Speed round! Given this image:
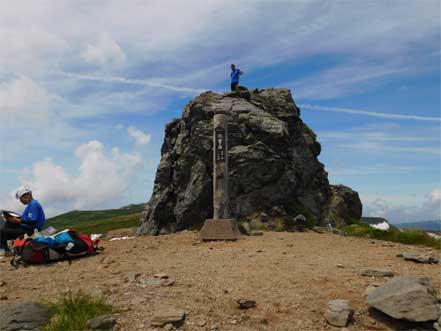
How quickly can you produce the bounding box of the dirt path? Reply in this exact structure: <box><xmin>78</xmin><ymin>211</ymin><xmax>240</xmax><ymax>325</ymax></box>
<box><xmin>1</xmin><ymin>231</ymin><xmax>440</xmax><ymax>330</ymax></box>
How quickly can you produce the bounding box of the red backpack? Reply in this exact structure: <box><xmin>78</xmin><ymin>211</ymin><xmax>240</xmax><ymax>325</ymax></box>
<box><xmin>11</xmin><ymin>230</ymin><xmax>100</xmax><ymax>266</ymax></box>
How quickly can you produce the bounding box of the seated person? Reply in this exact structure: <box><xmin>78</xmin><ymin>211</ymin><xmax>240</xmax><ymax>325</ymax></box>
<box><xmin>0</xmin><ymin>186</ymin><xmax>46</xmax><ymax>255</ymax></box>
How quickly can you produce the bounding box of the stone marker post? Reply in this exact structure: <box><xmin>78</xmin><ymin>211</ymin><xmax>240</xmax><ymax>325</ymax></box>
<box><xmin>200</xmin><ymin>113</ymin><xmax>240</xmax><ymax>240</ymax></box>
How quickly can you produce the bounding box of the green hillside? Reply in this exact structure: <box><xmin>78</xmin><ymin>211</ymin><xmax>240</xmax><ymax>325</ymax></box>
<box><xmin>46</xmin><ymin>203</ymin><xmax>145</xmax><ymax>234</ymax></box>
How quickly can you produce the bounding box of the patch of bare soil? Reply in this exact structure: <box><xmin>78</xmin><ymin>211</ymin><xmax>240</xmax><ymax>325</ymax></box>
<box><xmin>0</xmin><ymin>231</ymin><xmax>440</xmax><ymax>331</ymax></box>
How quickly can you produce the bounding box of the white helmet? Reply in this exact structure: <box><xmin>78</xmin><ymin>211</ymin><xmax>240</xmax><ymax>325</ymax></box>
<box><xmin>15</xmin><ymin>186</ymin><xmax>31</xmax><ymax>200</ymax></box>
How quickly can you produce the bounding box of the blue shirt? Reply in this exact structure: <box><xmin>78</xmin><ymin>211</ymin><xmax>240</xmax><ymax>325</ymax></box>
<box><xmin>21</xmin><ymin>199</ymin><xmax>45</xmax><ymax>230</ymax></box>
<box><xmin>231</xmin><ymin>68</ymin><xmax>242</xmax><ymax>84</ymax></box>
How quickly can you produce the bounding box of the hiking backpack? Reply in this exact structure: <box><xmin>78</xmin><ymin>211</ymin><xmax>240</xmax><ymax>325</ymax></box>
<box><xmin>11</xmin><ymin>230</ymin><xmax>100</xmax><ymax>266</ymax></box>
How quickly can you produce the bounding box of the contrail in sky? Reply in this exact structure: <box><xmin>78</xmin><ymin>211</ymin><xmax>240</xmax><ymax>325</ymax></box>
<box><xmin>301</xmin><ymin>104</ymin><xmax>441</xmax><ymax>122</ymax></box>
<box><xmin>61</xmin><ymin>72</ymin><xmax>205</xmax><ymax>94</ymax></box>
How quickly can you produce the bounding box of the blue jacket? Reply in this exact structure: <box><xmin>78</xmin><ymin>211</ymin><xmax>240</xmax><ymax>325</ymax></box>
<box><xmin>231</xmin><ymin>68</ymin><xmax>243</xmax><ymax>84</ymax></box>
<box><xmin>21</xmin><ymin>199</ymin><xmax>45</xmax><ymax>230</ymax></box>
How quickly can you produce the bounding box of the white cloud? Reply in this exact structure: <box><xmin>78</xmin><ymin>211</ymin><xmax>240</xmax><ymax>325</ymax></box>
<box><xmin>364</xmin><ymin>187</ymin><xmax>441</xmax><ymax>222</ymax></box>
<box><xmin>128</xmin><ymin>126</ymin><xmax>151</xmax><ymax>146</ymax></box>
<box><xmin>81</xmin><ymin>34</ymin><xmax>126</xmax><ymax>66</ymax></box>
<box><xmin>318</xmin><ymin>123</ymin><xmax>441</xmax><ymax>157</ymax></box>
<box><xmin>1</xmin><ymin>140</ymin><xmax>144</xmax><ymax>216</ymax></box>
<box><xmin>0</xmin><ymin>76</ymin><xmax>52</xmax><ymax>124</ymax></box>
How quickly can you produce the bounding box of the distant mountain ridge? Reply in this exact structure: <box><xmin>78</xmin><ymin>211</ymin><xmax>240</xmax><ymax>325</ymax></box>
<box><xmin>46</xmin><ymin>203</ymin><xmax>145</xmax><ymax>234</ymax></box>
<box><xmin>394</xmin><ymin>220</ymin><xmax>441</xmax><ymax>232</ymax></box>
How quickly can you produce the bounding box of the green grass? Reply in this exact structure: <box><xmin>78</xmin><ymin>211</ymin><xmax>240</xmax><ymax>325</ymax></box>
<box><xmin>44</xmin><ymin>291</ymin><xmax>113</xmax><ymax>331</ymax></box>
<box><xmin>343</xmin><ymin>220</ymin><xmax>441</xmax><ymax>250</ymax></box>
<box><xmin>45</xmin><ymin>203</ymin><xmax>144</xmax><ymax>234</ymax></box>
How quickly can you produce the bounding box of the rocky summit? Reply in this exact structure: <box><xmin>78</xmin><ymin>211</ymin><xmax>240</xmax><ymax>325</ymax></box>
<box><xmin>137</xmin><ymin>88</ymin><xmax>362</xmax><ymax>235</ymax></box>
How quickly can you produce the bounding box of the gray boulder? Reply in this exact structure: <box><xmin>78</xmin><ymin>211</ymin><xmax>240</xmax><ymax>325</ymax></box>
<box><xmin>360</xmin><ymin>268</ymin><xmax>395</xmax><ymax>278</ymax></box>
<box><xmin>400</xmin><ymin>252</ymin><xmax>439</xmax><ymax>264</ymax></box>
<box><xmin>325</xmin><ymin>299</ymin><xmax>353</xmax><ymax>327</ymax></box>
<box><xmin>137</xmin><ymin>88</ymin><xmax>362</xmax><ymax>235</ymax></box>
<box><xmin>367</xmin><ymin>277</ymin><xmax>441</xmax><ymax>322</ymax></box>
<box><xmin>0</xmin><ymin>302</ymin><xmax>53</xmax><ymax>331</ymax></box>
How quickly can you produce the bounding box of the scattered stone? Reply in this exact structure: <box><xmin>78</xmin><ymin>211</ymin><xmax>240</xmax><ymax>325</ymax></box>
<box><xmin>360</xmin><ymin>268</ymin><xmax>394</xmax><ymax>278</ymax></box>
<box><xmin>138</xmin><ymin>278</ymin><xmax>164</xmax><ymax>288</ymax></box>
<box><xmin>237</xmin><ymin>299</ymin><xmax>256</xmax><ymax>309</ymax></box>
<box><xmin>367</xmin><ymin>276</ymin><xmax>440</xmax><ymax>322</ymax></box>
<box><xmin>86</xmin><ymin>314</ymin><xmax>117</xmax><ymax>330</ymax></box>
<box><xmin>196</xmin><ymin>320</ymin><xmax>207</xmax><ymax>327</ymax></box>
<box><xmin>126</xmin><ymin>271</ymin><xmax>141</xmax><ymax>282</ymax></box>
<box><xmin>154</xmin><ymin>272</ymin><xmax>169</xmax><ymax>279</ymax></box>
<box><xmin>238</xmin><ymin>222</ymin><xmax>251</xmax><ymax>236</ymax></box>
<box><xmin>161</xmin><ymin>279</ymin><xmax>176</xmax><ymax>287</ymax></box>
<box><xmin>400</xmin><ymin>252</ymin><xmax>439</xmax><ymax>264</ymax></box>
<box><xmin>293</xmin><ymin>214</ymin><xmax>307</xmax><ymax>231</ymax></box>
<box><xmin>259</xmin><ymin>212</ymin><xmax>269</xmax><ymax>222</ymax></box>
<box><xmin>210</xmin><ymin>323</ymin><xmax>220</xmax><ymax>330</ymax></box>
<box><xmin>251</xmin><ymin>231</ymin><xmax>263</xmax><ymax>236</ymax></box>
<box><xmin>0</xmin><ymin>302</ymin><xmax>53</xmax><ymax>331</ymax></box>
<box><xmin>0</xmin><ymin>295</ymin><xmax>7</xmax><ymax>300</ymax></box>
<box><xmin>337</xmin><ymin>264</ymin><xmax>345</xmax><ymax>269</ymax></box>
<box><xmin>325</xmin><ymin>299</ymin><xmax>354</xmax><ymax>327</ymax></box>
<box><xmin>163</xmin><ymin>323</ymin><xmax>174</xmax><ymax>331</ymax></box>
<box><xmin>0</xmin><ymin>281</ymin><xmax>6</xmax><ymax>287</ymax></box>
<box><xmin>150</xmin><ymin>309</ymin><xmax>186</xmax><ymax>327</ymax></box>
<box><xmin>256</xmin><ymin>249</ymin><xmax>263</xmax><ymax>253</ymax></box>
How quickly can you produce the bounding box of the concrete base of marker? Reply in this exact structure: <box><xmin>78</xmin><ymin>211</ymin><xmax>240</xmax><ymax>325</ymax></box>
<box><xmin>200</xmin><ymin>219</ymin><xmax>240</xmax><ymax>241</ymax></box>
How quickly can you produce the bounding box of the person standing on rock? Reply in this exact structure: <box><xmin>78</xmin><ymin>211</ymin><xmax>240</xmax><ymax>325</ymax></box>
<box><xmin>230</xmin><ymin>64</ymin><xmax>243</xmax><ymax>91</ymax></box>
<box><xmin>0</xmin><ymin>186</ymin><xmax>46</xmax><ymax>255</ymax></box>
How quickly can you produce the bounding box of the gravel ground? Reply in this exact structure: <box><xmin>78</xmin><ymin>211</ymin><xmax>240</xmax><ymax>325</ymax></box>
<box><xmin>0</xmin><ymin>230</ymin><xmax>439</xmax><ymax>331</ymax></box>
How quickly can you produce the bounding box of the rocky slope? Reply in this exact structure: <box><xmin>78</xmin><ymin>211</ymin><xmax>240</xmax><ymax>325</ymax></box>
<box><xmin>137</xmin><ymin>88</ymin><xmax>361</xmax><ymax>235</ymax></box>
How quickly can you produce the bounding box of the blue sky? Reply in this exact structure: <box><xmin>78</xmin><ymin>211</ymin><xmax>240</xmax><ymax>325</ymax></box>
<box><xmin>0</xmin><ymin>0</ymin><xmax>439</xmax><ymax>223</ymax></box>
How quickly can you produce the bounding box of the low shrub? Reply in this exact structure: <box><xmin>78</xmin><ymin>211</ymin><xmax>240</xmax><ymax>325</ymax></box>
<box><xmin>343</xmin><ymin>222</ymin><xmax>440</xmax><ymax>250</ymax></box>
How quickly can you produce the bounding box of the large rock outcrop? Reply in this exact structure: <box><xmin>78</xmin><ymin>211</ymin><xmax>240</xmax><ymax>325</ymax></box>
<box><xmin>137</xmin><ymin>88</ymin><xmax>361</xmax><ymax>235</ymax></box>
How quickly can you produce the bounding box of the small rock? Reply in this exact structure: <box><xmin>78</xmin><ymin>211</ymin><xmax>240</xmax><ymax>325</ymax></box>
<box><xmin>238</xmin><ymin>222</ymin><xmax>251</xmax><ymax>236</ymax></box>
<box><xmin>126</xmin><ymin>271</ymin><xmax>141</xmax><ymax>282</ymax></box>
<box><xmin>360</xmin><ymin>268</ymin><xmax>394</xmax><ymax>278</ymax></box>
<box><xmin>251</xmin><ymin>231</ymin><xmax>264</xmax><ymax>236</ymax></box>
<box><xmin>196</xmin><ymin>320</ymin><xmax>207</xmax><ymax>327</ymax></box>
<box><xmin>210</xmin><ymin>323</ymin><xmax>220</xmax><ymax>330</ymax></box>
<box><xmin>86</xmin><ymin>314</ymin><xmax>117</xmax><ymax>330</ymax></box>
<box><xmin>259</xmin><ymin>212</ymin><xmax>269</xmax><ymax>222</ymax></box>
<box><xmin>337</xmin><ymin>264</ymin><xmax>345</xmax><ymax>269</ymax></box>
<box><xmin>237</xmin><ymin>299</ymin><xmax>256</xmax><ymax>309</ymax></box>
<box><xmin>256</xmin><ymin>249</ymin><xmax>263</xmax><ymax>253</ymax></box>
<box><xmin>161</xmin><ymin>279</ymin><xmax>176</xmax><ymax>287</ymax></box>
<box><xmin>163</xmin><ymin>323</ymin><xmax>174</xmax><ymax>331</ymax></box>
<box><xmin>154</xmin><ymin>272</ymin><xmax>169</xmax><ymax>279</ymax></box>
<box><xmin>434</xmin><ymin>322</ymin><xmax>441</xmax><ymax>331</ymax></box>
<box><xmin>0</xmin><ymin>281</ymin><xmax>6</xmax><ymax>287</ymax></box>
<box><xmin>150</xmin><ymin>309</ymin><xmax>185</xmax><ymax>327</ymax></box>
<box><xmin>325</xmin><ymin>299</ymin><xmax>353</xmax><ymax>327</ymax></box>
<box><xmin>400</xmin><ymin>252</ymin><xmax>439</xmax><ymax>264</ymax></box>
<box><xmin>138</xmin><ymin>278</ymin><xmax>164</xmax><ymax>287</ymax></box>
<box><xmin>0</xmin><ymin>295</ymin><xmax>8</xmax><ymax>300</ymax></box>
